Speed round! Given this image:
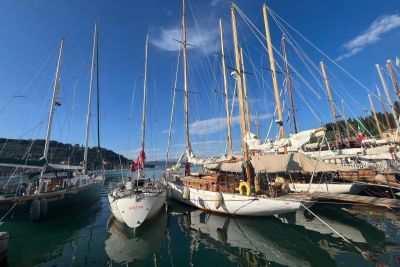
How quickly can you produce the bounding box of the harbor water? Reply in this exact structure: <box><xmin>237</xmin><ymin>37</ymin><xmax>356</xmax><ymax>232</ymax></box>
<box><xmin>1</xmin><ymin>168</ymin><xmax>400</xmax><ymax>267</ymax></box>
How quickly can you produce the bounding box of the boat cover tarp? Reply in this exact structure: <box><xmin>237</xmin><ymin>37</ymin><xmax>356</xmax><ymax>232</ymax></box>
<box><xmin>245</xmin><ymin>127</ymin><xmax>325</xmax><ymax>152</ymax></box>
<box><xmin>205</xmin><ymin>153</ymin><xmax>358</xmax><ymax>174</ymax></box>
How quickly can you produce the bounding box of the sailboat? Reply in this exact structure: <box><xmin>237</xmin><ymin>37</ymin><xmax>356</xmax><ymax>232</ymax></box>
<box><xmin>166</xmin><ymin>2</ymin><xmax>312</xmax><ymax>216</ymax></box>
<box><xmin>108</xmin><ymin>33</ymin><xmax>167</xmax><ymax>229</ymax></box>
<box><xmin>200</xmin><ymin>3</ymin><xmax>398</xmax><ymax>196</ymax></box>
<box><xmin>0</xmin><ymin>24</ymin><xmax>104</xmax><ymax>221</ymax></box>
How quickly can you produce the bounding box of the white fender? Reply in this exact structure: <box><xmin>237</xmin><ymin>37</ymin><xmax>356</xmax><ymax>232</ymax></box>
<box><xmin>214</xmin><ymin>191</ymin><xmax>223</xmax><ymax>209</ymax></box>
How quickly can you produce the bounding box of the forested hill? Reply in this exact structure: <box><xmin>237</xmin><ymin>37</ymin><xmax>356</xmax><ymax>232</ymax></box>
<box><xmin>0</xmin><ymin>138</ymin><xmax>129</xmax><ymax>170</ymax></box>
<box><xmin>323</xmin><ymin>101</ymin><xmax>400</xmax><ymax>141</ymax></box>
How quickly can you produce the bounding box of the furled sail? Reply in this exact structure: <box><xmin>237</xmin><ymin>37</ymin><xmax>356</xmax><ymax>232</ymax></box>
<box><xmin>245</xmin><ymin>127</ymin><xmax>325</xmax><ymax>152</ymax></box>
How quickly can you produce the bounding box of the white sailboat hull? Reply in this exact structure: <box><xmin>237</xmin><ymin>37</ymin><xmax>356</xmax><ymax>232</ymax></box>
<box><xmin>169</xmin><ymin>181</ymin><xmax>304</xmax><ymax>216</ymax></box>
<box><xmin>289</xmin><ymin>183</ymin><xmax>358</xmax><ymax>194</ymax></box>
<box><xmin>108</xmin><ymin>189</ymin><xmax>167</xmax><ymax>228</ymax></box>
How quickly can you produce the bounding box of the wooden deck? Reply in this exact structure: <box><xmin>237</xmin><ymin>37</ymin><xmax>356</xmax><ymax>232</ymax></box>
<box><xmin>312</xmin><ymin>192</ymin><xmax>400</xmax><ymax>209</ymax></box>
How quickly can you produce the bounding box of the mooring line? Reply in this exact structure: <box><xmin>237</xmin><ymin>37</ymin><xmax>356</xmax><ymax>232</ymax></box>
<box><xmin>300</xmin><ymin>203</ymin><xmax>377</xmax><ymax>262</ymax></box>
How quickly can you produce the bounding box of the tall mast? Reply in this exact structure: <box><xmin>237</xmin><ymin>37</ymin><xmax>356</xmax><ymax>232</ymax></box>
<box><xmin>182</xmin><ymin>0</ymin><xmax>190</xmax><ymax>150</ymax></box>
<box><xmin>320</xmin><ymin>61</ymin><xmax>341</xmax><ymax>142</ymax></box>
<box><xmin>141</xmin><ymin>33</ymin><xmax>150</xmax><ymax>153</ymax></box>
<box><xmin>231</xmin><ymin>3</ymin><xmax>248</xmax><ymax>158</ymax></box>
<box><xmin>84</xmin><ymin>23</ymin><xmax>98</xmax><ymax>173</ymax></box>
<box><xmin>262</xmin><ymin>3</ymin><xmax>286</xmax><ymax>153</ymax></box>
<box><xmin>368</xmin><ymin>93</ymin><xmax>383</xmax><ymax>137</ymax></box>
<box><xmin>240</xmin><ymin>48</ymin><xmax>251</xmax><ymax>132</ymax></box>
<box><xmin>377</xmin><ymin>87</ymin><xmax>392</xmax><ymax>130</ymax></box>
<box><xmin>219</xmin><ymin>18</ymin><xmax>233</xmax><ymax>155</ymax></box>
<box><xmin>341</xmin><ymin>99</ymin><xmax>350</xmax><ymax>145</ymax></box>
<box><xmin>387</xmin><ymin>59</ymin><xmax>400</xmax><ymax>103</ymax></box>
<box><xmin>42</xmin><ymin>39</ymin><xmax>64</xmax><ymax>162</ymax></box>
<box><xmin>231</xmin><ymin>3</ymin><xmax>251</xmax><ymax>189</ymax></box>
<box><xmin>38</xmin><ymin>38</ymin><xmax>64</xmax><ymax>193</ymax></box>
<box><xmin>282</xmin><ymin>35</ymin><xmax>298</xmax><ymax>134</ymax></box>
<box><xmin>376</xmin><ymin>63</ymin><xmax>399</xmax><ymax>132</ymax></box>
<box><xmin>96</xmin><ymin>23</ymin><xmax>101</xmax><ymax>154</ymax></box>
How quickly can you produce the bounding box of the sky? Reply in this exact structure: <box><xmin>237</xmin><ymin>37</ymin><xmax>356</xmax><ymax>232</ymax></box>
<box><xmin>0</xmin><ymin>0</ymin><xmax>399</xmax><ymax>161</ymax></box>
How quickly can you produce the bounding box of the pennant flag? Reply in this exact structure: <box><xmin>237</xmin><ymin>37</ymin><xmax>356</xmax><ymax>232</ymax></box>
<box><xmin>130</xmin><ymin>149</ymin><xmax>146</xmax><ymax>172</ymax></box>
<box><xmin>357</xmin><ymin>121</ymin><xmax>367</xmax><ymax>133</ymax></box>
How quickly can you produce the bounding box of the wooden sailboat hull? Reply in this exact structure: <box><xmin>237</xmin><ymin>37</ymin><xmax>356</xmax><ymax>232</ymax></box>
<box><xmin>168</xmin><ymin>181</ymin><xmax>305</xmax><ymax>216</ymax></box>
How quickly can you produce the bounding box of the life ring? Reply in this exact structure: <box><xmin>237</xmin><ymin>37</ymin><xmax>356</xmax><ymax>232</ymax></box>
<box><xmin>239</xmin><ymin>181</ymin><xmax>251</xmax><ymax>196</ymax></box>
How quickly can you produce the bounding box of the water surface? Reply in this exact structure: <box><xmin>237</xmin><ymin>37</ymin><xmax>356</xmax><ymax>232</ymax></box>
<box><xmin>1</xmin><ymin>168</ymin><xmax>399</xmax><ymax>266</ymax></box>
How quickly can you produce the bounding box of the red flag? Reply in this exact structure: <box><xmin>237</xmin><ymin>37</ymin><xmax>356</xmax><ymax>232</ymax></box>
<box><xmin>357</xmin><ymin>132</ymin><xmax>365</xmax><ymax>143</ymax></box>
<box><xmin>130</xmin><ymin>149</ymin><xmax>146</xmax><ymax>172</ymax></box>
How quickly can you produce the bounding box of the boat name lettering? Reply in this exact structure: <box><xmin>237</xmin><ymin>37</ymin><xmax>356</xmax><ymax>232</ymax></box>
<box><xmin>128</xmin><ymin>205</ymin><xmax>144</xmax><ymax>210</ymax></box>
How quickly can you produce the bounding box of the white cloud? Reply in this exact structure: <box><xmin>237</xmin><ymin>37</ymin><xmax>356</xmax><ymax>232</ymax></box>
<box><xmin>190</xmin><ymin>113</ymin><xmax>272</xmax><ymax>135</ymax></box>
<box><xmin>152</xmin><ymin>25</ymin><xmax>218</xmax><ymax>54</ymax></box>
<box><xmin>337</xmin><ymin>14</ymin><xmax>400</xmax><ymax>61</ymax></box>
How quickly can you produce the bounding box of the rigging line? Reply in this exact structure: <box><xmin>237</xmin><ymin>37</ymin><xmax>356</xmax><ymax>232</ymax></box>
<box><xmin>230</xmin><ymin>79</ymin><xmax>238</xmax><ymax>147</ymax></box>
<box><xmin>167</xmin><ymin>46</ymin><xmax>182</xmax><ymax>165</ymax></box>
<box><xmin>260</xmin><ymin>56</ymin><xmax>270</xmax><ymax>140</ymax></box>
<box><xmin>242</xmin><ymin>45</ymin><xmax>266</xmax><ymax>98</ymax></box>
<box><xmin>269</xmin><ymin>11</ymin><xmax>375</xmax><ymax>132</ymax></box>
<box><xmin>325</xmin><ymin>64</ymin><xmax>369</xmax><ymax>113</ymax></box>
<box><xmin>267</xmin><ymin>7</ymin><xmax>373</xmax><ymax>97</ymax></box>
<box><xmin>2</xmin><ymin>52</ymin><xmax>55</xmax><ymax>136</ymax></box>
<box><xmin>233</xmin><ymin>4</ymin><xmax>285</xmax><ymax>74</ymax></box>
<box><xmin>271</xmin><ymin>36</ymin><xmax>323</xmax><ymax>102</ymax></box>
<box><xmin>129</xmin><ymin>76</ymin><xmax>138</xmax><ymax>120</ymax></box>
<box><xmin>234</xmin><ymin>4</ymin><xmax>322</xmax><ymax>104</ymax></box>
<box><xmin>152</xmin><ymin>77</ymin><xmax>159</xmax><ymax>161</ymax></box>
<box><xmin>0</xmin><ymin>45</ymin><xmax>57</xmax><ymax>115</ymax></box>
<box><xmin>231</xmin><ymin>11</ymin><xmax>277</xmax><ymax>139</ymax></box>
<box><xmin>283</xmin><ymin>36</ymin><xmax>324</xmax><ymax>99</ymax></box>
<box><xmin>240</xmin><ymin>36</ymin><xmax>266</xmax><ymax>118</ymax></box>
<box><xmin>269</xmin><ymin>12</ymin><xmax>325</xmax><ymax>97</ymax></box>
<box><xmin>187</xmin><ymin>0</ymin><xmax>219</xmax><ymax>91</ymax></box>
<box><xmin>67</xmin><ymin>60</ymin><xmax>87</xmax><ymax>153</ymax></box>
<box><xmin>291</xmin><ymin>79</ymin><xmax>322</xmax><ymax>123</ymax></box>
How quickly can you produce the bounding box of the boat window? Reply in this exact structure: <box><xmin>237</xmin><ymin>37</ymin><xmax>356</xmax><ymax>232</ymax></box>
<box><xmin>199</xmin><ymin>212</ymin><xmax>207</xmax><ymax>224</ymax></box>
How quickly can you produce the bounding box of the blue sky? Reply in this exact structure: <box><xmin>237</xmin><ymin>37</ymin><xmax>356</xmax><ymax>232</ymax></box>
<box><xmin>0</xmin><ymin>0</ymin><xmax>399</xmax><ymax>161</ymax></box>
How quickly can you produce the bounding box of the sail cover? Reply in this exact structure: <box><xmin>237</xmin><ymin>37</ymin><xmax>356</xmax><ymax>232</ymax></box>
<box><xmin>245</xmin><ymin>128</ymin><xmax>325</xmax><ymax>152</ymax></box>
<box><xmin>206</xmin><ymin>153</ymin><xmax>358</xmax><ymax>174</ymax></box>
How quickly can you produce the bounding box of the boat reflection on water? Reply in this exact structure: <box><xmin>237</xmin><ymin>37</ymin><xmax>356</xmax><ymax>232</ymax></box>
<box><xmin>177</xmin><ymin>204</ymin><xmax>394</xmax><ymax>266</ymax></box>
<box><xmin>179</xmin><ymin>209</ymin><xmax>317</xmax><ymax>266</ymax></box>
<box><xmin>276</xmin><ymin>205</ymin><xmax>389</xmax><ymax>261</ymax></box>
<box><xmin>105</xmin><ymin>211</ymin><xmax>168</xmax><ymax>265</ymax></box>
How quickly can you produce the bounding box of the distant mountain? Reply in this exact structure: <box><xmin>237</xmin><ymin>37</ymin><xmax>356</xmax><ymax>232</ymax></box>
<box><xmin>0</xmin><ymin>138</ymin><xmax>129</xmax><ymax>171</ymax></box>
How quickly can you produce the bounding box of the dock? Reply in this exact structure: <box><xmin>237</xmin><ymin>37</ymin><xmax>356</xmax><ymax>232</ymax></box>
<box><xmin>312</xmin><ymin>193</ymin><xmax>400</xmax><ymax>209</ymax></box>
